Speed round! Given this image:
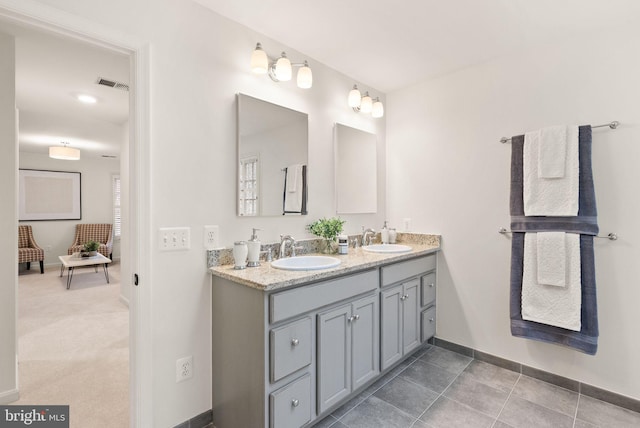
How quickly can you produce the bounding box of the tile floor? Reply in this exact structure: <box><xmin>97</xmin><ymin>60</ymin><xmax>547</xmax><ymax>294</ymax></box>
<box><xmin>313</xmin><ymin>345</ymin><xmax>640</xmax><ymax>428</ymax></box>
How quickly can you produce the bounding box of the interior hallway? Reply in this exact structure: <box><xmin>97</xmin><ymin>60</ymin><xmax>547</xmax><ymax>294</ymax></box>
<box><xmin>15</xmin><ymin>262</ymin><xmax>128</xmax><ymax>428</ymax></box>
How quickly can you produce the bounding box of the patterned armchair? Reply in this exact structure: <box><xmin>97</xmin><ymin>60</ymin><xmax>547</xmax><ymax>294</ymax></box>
<box><xmin>68</xmin><ymin>223</ymin><xmax>114</xmax><ymax>259</ymax></box>
<box><xmin>18</xmin><ymin>225</ymin><xmax>44</xmax><ymax>274</ymax></box>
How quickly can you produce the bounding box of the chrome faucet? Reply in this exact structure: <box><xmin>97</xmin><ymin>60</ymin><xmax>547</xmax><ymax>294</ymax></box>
<box><xmin>279</xmin><ymin>235</ymin><xmax>296</xmax><ymax>258</ymax></box>
<box><xmin>361</xmin><ymin>228</ymin><xmax>376</xmax><ymax>246</ymax></box>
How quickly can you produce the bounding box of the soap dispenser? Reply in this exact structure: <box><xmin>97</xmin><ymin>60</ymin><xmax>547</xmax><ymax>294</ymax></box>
<box><xmin>247</xmin><ymin>228</ymin><xmax>261</xmax><ymax>267</ymax></box>
<box><xmin>381</xmin><ymin>220</ymin><xmax>389</xmax><ymax>244</ymax></box>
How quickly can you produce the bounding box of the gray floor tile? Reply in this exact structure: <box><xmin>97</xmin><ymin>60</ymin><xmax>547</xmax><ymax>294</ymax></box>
<box><xmin>576</xmin><ymin>395</ymin><xmax>640</xmax><ymax>427</ymax></box>
<box><xmin>491</xmin><ymin>421</ymin><xmax>515</xmax><ymax>428</ymax></box>
<box><xmin>399</xmin><ymin>359</ymin><xmax>458</xmax><ymax>393</ymax></box>
<box><xmin>498</xmin><ymin>395</ymin><xmax>573</xmax><ymax>428</ymax></box>
<box><xmin>573</xmin><ymin>419</ymin><xmax>597</xmax><ymax>428</ymax></box>
<box><xmin>374</xmin><ymin>376</ymin><xmax>440</xmax><ymax>418</ymax></box>
<box><xmin>462</xmin><ymin>360</ymin><xmax>519</xmax><ymax>392</ymax></box>
<box><xmin>443</xmin><ymin>371</ymin><xmax>510</xmax><ymax>417</ymax></box>
<box><xmin>360</xmin><ymin>358</ymin><xmax>414</xmax><ymax>397</ymax></box>
<box><xmin>313</xmin><ymin>414</ymin><xmax>338</xmax><ymax>428</ymax></box>
<box><xmin>331</xmin><ymin>389</ymin><xmax>369</xmax><ymax>419</ymax></box>
<box><xmin>420</xmin><ymin>346</ymin><xmax>473</xmax><ymax>374</ymax></box>
<box><xmin>419</xmin><ymin>396</ymin><xmax>495</xmax><ymax>428</ymax></box>
<box><xmin>511</xmin><ymin>375</ymin><xmax>578</xmax><ymax>417</ymax></box>
<box><xmin>340</xmin><ymin>395</ymin><xmax>415</xmax><ymax>428</ymax></box>
<box><xmin>411</xmin><ymin>419</ymin><xmax>433</xmax><ymax>428</ymax></box>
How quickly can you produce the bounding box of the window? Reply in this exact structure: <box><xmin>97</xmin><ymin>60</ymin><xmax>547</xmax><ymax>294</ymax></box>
<box><xmin>112</xmin><ymin>175</ymin><xmax>121</xmax><ymax>238</ymax></box>
<box><xmin>239</xmin><ymin>155</ymin><xmax>259</xmax><ymax>216</ymax></box>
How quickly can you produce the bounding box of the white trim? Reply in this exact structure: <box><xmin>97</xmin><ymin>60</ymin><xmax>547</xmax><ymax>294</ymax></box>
<box><xmin>0</xmin><ymin>388</ymin><xmax>19</xmax><ymax>404</ymax></box>
<box><xmin>0</xmin><ymin>2</ymin><xmax>152</xmax><ymax>427</ymax></box>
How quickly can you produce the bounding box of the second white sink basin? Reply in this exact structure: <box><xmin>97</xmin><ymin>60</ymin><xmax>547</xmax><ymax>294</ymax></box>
<box><xmin>362</xmin><ymin>244</ymin><xmax>412</xmax><ymax>253</ymax></box>
<box><xmin>271</xmin><ymin>255</ymin><xmax>341</xmax><ymax>271</ymax></box>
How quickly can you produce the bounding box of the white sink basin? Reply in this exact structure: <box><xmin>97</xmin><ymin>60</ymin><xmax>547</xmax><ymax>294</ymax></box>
<box><xmin>362</xmin><ymin>244</ymin><xmax>412</xmax><ymax>253</ymax></box>
<box><xmin>271</xmin><ymin>255</ymin><xmax>341</xmax><ymax>271</ymax></box>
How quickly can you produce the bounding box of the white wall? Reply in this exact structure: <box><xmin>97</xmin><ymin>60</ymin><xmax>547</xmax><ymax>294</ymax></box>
<box><xmin>19</xmin><ymin>152</ymin><xmax>121</xmax><ymax>264</ymax></box>
<box><xmin>0</xmin><ymin>1</ymin><xmax>386</xmax><ymax>425</ymax></box>
<box><xmin>387</xmin><ymin>25</ymin><xmax>640</xmax><ymax>400</ymax></box>
<box><xmin>0</xmin><ymin>31</ymin><xmax>18</xmax><ymax>404</ymax></box>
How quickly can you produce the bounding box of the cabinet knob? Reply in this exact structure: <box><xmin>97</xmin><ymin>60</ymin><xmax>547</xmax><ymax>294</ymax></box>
<box><xmin>354</xmin><ymin>314</ymin><xmax>360</xmax><ymax>321</ymax></box>
<box><xmin>291</xmin><ymin>399</ymin><xmax>300</xmax><ymax>407</ymax></box>
<box><xmin>429</xmin><ymin>283</ymin><xmax>435</xmax><ymax>288</ymax></box>
<box><xmin>400</xmin><ymin>294</ymin><xmax>409</xmax><ymax>301</ymax></box>
<box><xmin>291</xmin><ymin>338</ymin><xmax>299</xmax><ymax>346</ymax></box>
<box><xmin>429</xmin><ymin>318</ymin><xmax>435</xmax><ymax>323</ymax></box>
<box><xmin>347</xmin><ymin>315</ymin><xmax>354</xmax><ymax>323</ymax></box>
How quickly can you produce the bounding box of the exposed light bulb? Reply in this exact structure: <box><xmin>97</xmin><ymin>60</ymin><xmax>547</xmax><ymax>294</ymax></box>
<box><xmin>372</xmin><ymin>98</ymin><xmax>384</xmax><ymax>118</ymax></box>
<box><xmin>250</xmin><ymin>43</ymin><xmax>268</xmax><ymax>74</ymax></box>
<box><xmin>360</xmin><ymin>92</ymin><xmax>373</xmax><ymax>114</ymax></box>
<box><xmin>348</xmin><ymin>85</ymin><xmax>362</xmax><ymax>108</ymax></box>
<box><xmin>275</xmin><ymin>52</ymin><xmax>292</xmax><ymax>81</ymax></box>
<box><xmin>297</xmin><ymin>61</ymin><xmax>312</xmax><ymax>88</ymax></box>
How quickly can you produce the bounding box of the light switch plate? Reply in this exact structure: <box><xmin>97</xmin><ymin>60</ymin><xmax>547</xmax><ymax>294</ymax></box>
<box><xmin>159</xmin><ymin>227</ymin><xmax>191</xmax><ymax>251</ymax></box>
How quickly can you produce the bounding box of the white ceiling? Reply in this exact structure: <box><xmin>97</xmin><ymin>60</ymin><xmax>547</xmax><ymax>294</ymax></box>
<box><xmin>3</xmin><ymin>1</ymin><xmax>640</xmax><ymax>159</ymax></box>
<box><xmin>0</xmin><ymin>17</ymin><xmax>129</xmax><ymax>159</ymax></box>
<box><xmin>195</xmin><ymin>0</ymin><xmax>640</xmax><ymax>93</ymax></box>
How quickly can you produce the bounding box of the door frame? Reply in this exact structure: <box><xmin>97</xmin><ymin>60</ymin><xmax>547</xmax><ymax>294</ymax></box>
<box><xmin>0</xmin><ymin>2</ymin><xmax>152</xmax><ymax>426</ymax></box>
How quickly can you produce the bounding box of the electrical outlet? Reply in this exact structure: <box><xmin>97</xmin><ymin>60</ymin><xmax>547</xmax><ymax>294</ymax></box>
<box><xmin>204</xmin><ymin>225</ymin><xmax>220</xmax><ymax>250</ymax></box>
<box><xmin>159</xmin><ymin>227</ymin><xmax>191</xmax><ymax>251</ymax></box>
<box><xmin>176</xmin><ymin>356</ymin><xmax>193</xmax><ymax>383</ymax></box>
<box><xmin>402</xmin><ymin>218</ymin><xmax>412</xmax><ymax>232</ymax></box>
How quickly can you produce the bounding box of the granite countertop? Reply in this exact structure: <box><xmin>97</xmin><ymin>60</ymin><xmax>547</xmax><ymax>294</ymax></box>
<box><xmin>209</xmin><ymin>234</ymin><xmax>440</xmax><ymax>291</ymax></box>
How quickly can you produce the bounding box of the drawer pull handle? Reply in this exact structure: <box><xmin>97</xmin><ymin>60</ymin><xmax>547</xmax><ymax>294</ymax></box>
<box><xmin>291</xmin><ymin>399</ymin><xmax>300</xmax><ymax>407</ymax></box>
<box><xmin>291</xmin><ymin>338</ymin><xmax>299</xmax><ymax>346</ymax></box>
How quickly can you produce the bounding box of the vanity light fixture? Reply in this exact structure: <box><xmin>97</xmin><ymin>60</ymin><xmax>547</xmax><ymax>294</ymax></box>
<box><xmin>348</xmin><ymin>85</ymin><xmax>384</xmax><ymax>118</ymax></box>
<box><xmin>250</xmin><ymin>42</ymin><xmax>313</xmax><ymax>89</ymax></box>
<box><xmin>49</xmin><ymin>142</ymin><xmax>80</xmax><ymax>160</ymax></box>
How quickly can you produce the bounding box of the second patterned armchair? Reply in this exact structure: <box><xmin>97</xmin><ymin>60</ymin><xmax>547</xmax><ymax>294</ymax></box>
<box><xmin>68</xmin><ymin>223</ymin><xmax>113</xmax><ymax>259</ymax></box>
<box><xmin>18</xmin><ymin>225</ymin><xmax>44</xmax><ymax>274</ymax></box>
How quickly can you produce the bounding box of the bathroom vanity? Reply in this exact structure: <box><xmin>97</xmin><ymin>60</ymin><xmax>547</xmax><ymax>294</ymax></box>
<box><xmin>209</xmin><ymin>235</ymin><xmax>439</xmax><ymax>428</ymax></box>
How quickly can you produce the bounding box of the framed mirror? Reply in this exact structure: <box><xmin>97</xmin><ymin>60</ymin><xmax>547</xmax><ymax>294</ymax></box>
<box><xmin>237</xmin><ymin>94</ymin><xmax>308</xmax><ymax>216</ymax></box>
<box><xmin>335</xmin><ymin>123</ymin><xmax>377</xmax><ymax>214</ymax></box>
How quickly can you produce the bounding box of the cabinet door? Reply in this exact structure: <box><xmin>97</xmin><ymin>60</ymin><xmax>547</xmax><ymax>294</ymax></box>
<box><xmin>402</xmin><ymin>279</ymin><xmax>420</xmax><ymax>355</ymax></box>
<box><xmin>317</xmin><ymin>304</ymin><xmax>351</xmax><ymax>414</ymax></box>
<box><xmin>380</xmin><ymin>285</ymin><xmax>402</xmax><ymax>371</ymax></box>
<box><xmin>351</xmin><ymin>294</ymin><xmax>379</xmax><ymax>391</ymax></box>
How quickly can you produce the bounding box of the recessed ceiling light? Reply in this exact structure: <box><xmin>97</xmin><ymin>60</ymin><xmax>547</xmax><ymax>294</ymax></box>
<box><xmin>77</xmin><ymin>94</ymin><xmax>97</xmax><ymax>104</ymax></box>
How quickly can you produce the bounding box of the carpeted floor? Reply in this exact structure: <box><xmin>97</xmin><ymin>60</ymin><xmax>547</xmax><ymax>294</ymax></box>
<box><xmin>15</xmin><ymin>261</ymin><xmax>129</xmax><ymax>428</ymax></box>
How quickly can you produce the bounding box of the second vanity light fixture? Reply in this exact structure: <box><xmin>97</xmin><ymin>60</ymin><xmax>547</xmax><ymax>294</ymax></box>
<box><xmin>250</xmin><ymin>42</ymin><xmax>313</xmax><ymax>89</ymax></box>
<box><xmin>348</xmin><ymin>85</ymin><xmax>384</xmax><ymax>118</ymax></box>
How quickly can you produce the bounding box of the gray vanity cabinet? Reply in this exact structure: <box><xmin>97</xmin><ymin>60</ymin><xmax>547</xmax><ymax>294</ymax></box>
<box><xmin>317</xmin><ymin>293</ymin><xmax>379</xmax><ymax>414</ymax></box>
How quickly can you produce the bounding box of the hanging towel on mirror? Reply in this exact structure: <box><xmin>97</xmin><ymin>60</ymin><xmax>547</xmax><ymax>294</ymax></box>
<box><xmin>509</xmin><ymin>125</ymin><xmax>599</xmax><ymax>355</ymax></box>
<box><xmin>283</xmin><ymin>165</ymin><xmax>308</xmax><ymax>215</ymax></box>
<box><xmin>523</xmin><ymin>125</ymin><xmax>579</xmax><ymax>216</ymax></box>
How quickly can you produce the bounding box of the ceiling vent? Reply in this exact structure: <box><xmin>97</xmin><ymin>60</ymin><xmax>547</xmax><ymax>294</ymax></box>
<box><xmin>96</xmin><ymin>77</ymin><xmax>129</xmax><ymax>92</ymax></box>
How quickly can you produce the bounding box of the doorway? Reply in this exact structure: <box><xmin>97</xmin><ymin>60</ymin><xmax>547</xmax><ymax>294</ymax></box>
<box><xmin>0</xmin><ymin>6</ymin><xmax>149</xmax><ymax>427</ymax></box>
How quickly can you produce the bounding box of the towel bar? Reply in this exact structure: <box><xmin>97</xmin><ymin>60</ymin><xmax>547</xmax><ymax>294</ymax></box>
<box><xmin>498</xmin><ymin>227</ymin><xmax>617</xmax><ymax>241</ymax></box>
<box><xmin>499</xmin><ymin>121</ymin><xmax>619</xmax><ymax>143</ymax></box>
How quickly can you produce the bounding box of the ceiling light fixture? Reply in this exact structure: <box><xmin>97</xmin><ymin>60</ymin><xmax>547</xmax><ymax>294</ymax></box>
<box><xmin>348</xmin><ymin>85</ymin><xmax>384</xmax><ymax>118</ymax></box>
<box><xmin>49</xmin><ymin>142</ymin><xmax>80</xmax><ymax>160</ymax></box>
<box><xmin>77</xmin><ymin>94</ymin><xmax>97</xmax><ymax>104</ymax></box>
<box><xmin>250</xmin><ymin>42</ymin><xmax>313</xmax><ymax>89</ymax></box>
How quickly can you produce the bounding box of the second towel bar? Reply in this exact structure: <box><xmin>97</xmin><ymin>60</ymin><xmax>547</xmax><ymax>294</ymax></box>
<box><xmin>498</xmin><ymin>227</ymin><xmax>617</xmax><ymax>241</ymax></box>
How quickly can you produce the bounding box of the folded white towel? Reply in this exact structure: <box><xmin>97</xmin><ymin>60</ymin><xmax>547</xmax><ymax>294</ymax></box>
<box><xmin>538</xmin><ymin>125</ymin><xmax>567</xmax><ymax>178</ymax></box>
<box><xmin>537</xmin><ymin>231</ymin><xmax>566</xmax><ymax>287</ymax></box>
<box><xmin>284</xmin><ymin>165</ymin><xmax>303</xmax><ymax>212</ymax></box>
<box><xmin>522</xmin><ymin>232</ymin><xmax>581</xmax><ymax>331</ymax></box>
<box><xmin>523</xmin><ymin>125</ymin><xmax>579</xmax><ymax>216</ymax></box>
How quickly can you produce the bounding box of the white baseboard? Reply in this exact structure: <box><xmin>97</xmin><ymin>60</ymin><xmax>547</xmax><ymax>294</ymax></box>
<box><xmin>0</xmin><ymin>388</ymin><xmax>19</xmax><ymax>404</ymax></box>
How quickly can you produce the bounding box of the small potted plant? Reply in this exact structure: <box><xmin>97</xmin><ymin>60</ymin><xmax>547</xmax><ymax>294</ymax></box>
<box><xmin>82</xmin><ymin>240</ymin><xmax>100</xmax><ymax>257</ymax></box>
<box><xmin>307</xmin><ymin>217</ymin><xmax>346</xmax><ymax>254</ymax></box>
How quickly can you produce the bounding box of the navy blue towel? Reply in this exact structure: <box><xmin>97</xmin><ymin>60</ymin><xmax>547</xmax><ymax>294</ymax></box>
<box><xmin>509</xmin><ymin>125</ymin><xmax>599</xmax><ymax>355</ymax></box>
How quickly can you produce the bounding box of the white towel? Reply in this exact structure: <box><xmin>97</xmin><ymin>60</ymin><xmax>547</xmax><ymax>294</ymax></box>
<box><xmin>284</xmin><ymin>164</ymin><xmax>303</xmax><ymax>212</ymax></box>
<box><xmin>538</xmin><ymin>126</ymin><xmax>567</xmax><ymax>178</ymax></box>
<box><xmin>523</xmin><ymin>125</ymin><xmax>579</xmax><ymax>216</ymax></box>
<box><xmin>522</xmin><ymin>232</ymin><xmax>581</xmax><ymax>331</ymax></box>
<box><xmin>537</xmin><ymin>232</ymin><xmax>566</xmax><ymax>287</ymax></box>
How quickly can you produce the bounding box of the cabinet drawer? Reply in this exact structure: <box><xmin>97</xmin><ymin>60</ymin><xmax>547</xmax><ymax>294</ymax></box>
<box><xmin>270</xmin><ymin>269</ymin><xmax>378</xmax><ymax>323</ymax></box>
<box><xmin>420</xmin><ymin>272</ymin><xmax>436</xmax><ymax>307</ymax></box>
<box><xmin>381</xmin><ymin>254</ymin><xmax>436</xmax><ymax>287</ymax></box>
<box><xmin>270</xmin><ymin>374</ymin><xmax>311</xmax><ymax>428</ymax></box>
<box><xmin>421</xmin><ymin>306</ymin><xmax>436</xmax><ymax>342</ymax></box>
<box><xmin>270</xmin><ymin>317</ymin><xmax>312</xmax><ymax>383</ymax></box>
